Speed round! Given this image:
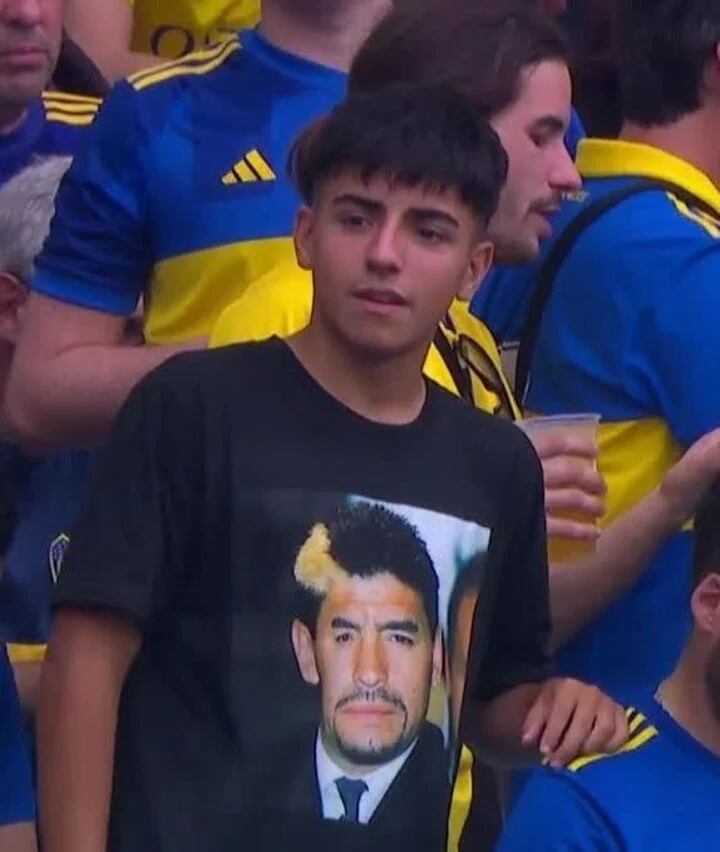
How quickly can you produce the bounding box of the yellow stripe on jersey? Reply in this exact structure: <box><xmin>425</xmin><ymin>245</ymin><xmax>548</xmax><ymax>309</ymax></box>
<box><xmin>7</xmin><ymin>643</ymin><xmax>47</xmax><ymax>664</ymax></box>
<box><xmin>45</xmin><ymin>111</ymin><xmax>97</xmax><ymax>126</ymax></box>
<box><xmin>447</xmin><ymin>746</ymin><xmax>474</xmax><ymax>852</ymax></box>
<box><xmin>42</xmin><ymin>91</ymin><xmax>102</xmax><ymax>106</ymax></box>
<box><xmin>245</xmin><ymin>148</ymin><xmax>276</xmax><ymax>181</ymax></box>
<box><xmin>129</xmin><ymin>36</ymin><xmax>240</xmax><ymax>89</ymax></box>
<box><xmin>566</xmin><ymin>711</ymin><xmax>659</xmax><ymax>774</ymax></box>
<box><xmin>146</xmin><ymin>236</ymin><xmax>298</xmax><ymax>343</ymax></box>
<box><xmin>596</xmin><ymin>418</ymin><xmax>683</xmax><ymax>527</ymax></box>
<box><xmin>127</xmin><ymin>36</ymin><xmax>235</xmax><ymax>84</ymax></box>
<box><xmin>42</xmin><ymin>99</ymin><xmax>100</xmax><ymax>115</ymax></box>
<box><xmin>667</xmin><ymin>194</ymin><xmax>720</xmax><ymax>239</ymax></box>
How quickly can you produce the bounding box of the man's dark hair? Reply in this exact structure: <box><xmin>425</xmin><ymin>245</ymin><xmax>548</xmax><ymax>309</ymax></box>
<box><xmin>693</xmin><ymin>479</ymin><xmax>720</xmax><ymax>587</ymax></box>
<box><xmin>295</xmin><ymin>502</ymin><xmax>439</xmax><ymax>636</ymax></box>
<box><xmin>349</xmin><ymin>0</ymin><xmax>567</xmax><ymax>120</ymax></box>
<box><xmin>617</xmin><ymin>0</ymin><xmax>720</xmax><ymax>126</ymax></box>
<box><xmin>447</xmin><ymin>555</ymin><xmax>483</xmax><ymax>667</ymax></box>
<box><xmin>289</xmin><ymin>83</ymin><xmax>508</xmax><ymax>227</ymax></box>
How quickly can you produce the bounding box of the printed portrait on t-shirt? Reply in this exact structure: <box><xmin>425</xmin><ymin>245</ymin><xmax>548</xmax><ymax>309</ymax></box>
<box><xmin>269</xmin><ymin>492</ymin><xmax>490</xmax><ymax>833</ymax></box>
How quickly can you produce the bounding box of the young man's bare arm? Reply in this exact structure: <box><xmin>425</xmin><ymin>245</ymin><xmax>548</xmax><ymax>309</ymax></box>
<box><xmin>3</xmin><ymin>294</ymin><xmax>205</xmax><ymax>453</ymax></box>
<box><xmin>0</xmin><ymin>824</ymin><xmax>37</xmax><ymax>852</ymax></box>
<box><xmin>38</xmin><ymin>610</ymin><xmax>141</xmax><ymax>852</ymax></box>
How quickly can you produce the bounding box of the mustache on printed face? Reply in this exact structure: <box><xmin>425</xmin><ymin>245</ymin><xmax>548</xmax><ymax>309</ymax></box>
<box><xmin>335</xmin><ymin>687</ymin><xmax>407</xmax><ymax>715</ymax></box>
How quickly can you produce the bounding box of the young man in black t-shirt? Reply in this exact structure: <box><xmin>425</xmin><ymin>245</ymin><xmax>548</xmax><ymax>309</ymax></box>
<box><xmin>37</xmin><ymin>84</ymin><xmax>628</xmax><ymax>852</ymax></box>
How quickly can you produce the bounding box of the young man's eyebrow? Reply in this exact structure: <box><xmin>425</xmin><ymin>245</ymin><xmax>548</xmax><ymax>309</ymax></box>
<box><xmin>531</xmin><ymin>114</ymin><xmax>567</xmax><ymax>135</ymax></box>
<box><xmin>332</xmin><ymin>194</ymin><xmax>385</xmax><ymax>214</ymax></box>
<box><xmin>409</xmin><ymin>208</ymin><xmax>461</xmax><ymax>229</ymax></box>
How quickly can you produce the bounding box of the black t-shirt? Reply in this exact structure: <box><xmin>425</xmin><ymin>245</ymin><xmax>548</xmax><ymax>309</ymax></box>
<box><xmin>54</xmin><ymin>339</ymin><xmax>551</xmax><ymax>852</ymax></box>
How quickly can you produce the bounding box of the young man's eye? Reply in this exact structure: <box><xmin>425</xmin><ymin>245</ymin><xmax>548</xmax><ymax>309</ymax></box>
<box><xmin>417</xmin><ymin>227</ymin><xmax>448</xmax><ymax>243</ymax></box>
<box><xmin>340</xmin><ymin>213</ymin><xmax>369</xmax><ymax>229</ymax></box>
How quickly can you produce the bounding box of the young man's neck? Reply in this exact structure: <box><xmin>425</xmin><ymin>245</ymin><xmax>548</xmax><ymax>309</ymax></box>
<box><xmin>258</xmin><ymin>0</ymin><xmax>389</xmax><ymax>72</ymax></box>
<box><xmin>620</xmin><ymin>109</ymin><xmax>720</xmax><ymax>187</ymax></box>
<box><xmin>288</xmin><ymin>324</ymin><xmax>428</xmax><ymax>426</ymax></box>
<box><xmin>657</xmin><ymin>639</ymin><xmax>720</xmax><ymax>757</ymax></box>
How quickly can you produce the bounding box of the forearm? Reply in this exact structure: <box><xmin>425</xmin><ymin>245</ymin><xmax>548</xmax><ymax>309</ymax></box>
<box><xmin>38</xmin><ymin>613</ymin><xmax>141</xmax><ymax>852</ymax></box>
<box><xmin>0</xmin><ymin>824</ymin><xmax>38</xmax><ymax>852</ymax></box>
<box><xmin>550</xmin><ymin>488</ymin><xmax>680</xmax><ymax>649</ymax></box>
<box><xmin>5</xmin><ymin>341</ymin><xmax>200</xmax><ymax>453</ymax></box>
<box><xmin>463</xmin><ymin>684</ymin><xmax>543</xmax><ymax>768</ymax></box>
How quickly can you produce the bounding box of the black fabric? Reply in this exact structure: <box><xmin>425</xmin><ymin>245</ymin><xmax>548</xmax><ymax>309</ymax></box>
<box><xmin>516</xmin><ymin>179</ymin><xmax>720</xmax><ymax>399</ymax></box>
<box><xmin>51</xmin><ymin>35</ymin><xmax>109</xmax><ymax>98</ymax></box>
<box><xmin>54</xmin><ymin>338</ymin><xmax>551</xmax><ymax>851</ymax></box>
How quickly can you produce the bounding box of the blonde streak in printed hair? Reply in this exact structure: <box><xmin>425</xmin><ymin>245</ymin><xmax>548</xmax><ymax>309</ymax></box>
<box><xmin>294</xmin><ymin>523</ymin><xmax>347</xmax><ymax>595</ymax></box>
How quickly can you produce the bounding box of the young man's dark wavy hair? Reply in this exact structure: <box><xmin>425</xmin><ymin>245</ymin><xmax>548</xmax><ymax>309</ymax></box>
<box><xmin>289</xmin><ymin>82</ymin><xmax>508</xmax><ymax>227</ymax></box>
<box><xmin>617</xmin><ymin>0</ymin><xmax>720</xmax><ymax>126</ymax></box>
<box><xmin>349</xmin><ymin>0</ymin><xmax>568</xmax><ymax>121</ymax></box>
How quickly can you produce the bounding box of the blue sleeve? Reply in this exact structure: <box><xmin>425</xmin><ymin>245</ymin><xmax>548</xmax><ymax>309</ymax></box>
<box><xmin>645</xmin><ymin>243</ymin><xmax>720</xmax><ymax>446</ymax></box>
<box><xmin>495</xmin><ymin>769</ymin><xmax>620</xmax><ymax>852</ymax></box>
<box><xmin>32</xmin><ymin>81</ymin><xmax>152</xmax><ymax>316</ymax></box>
<box><xmin>0</xmin><ymin>646</ymin><xmax>35</xmax><ymax>825</ymax></box>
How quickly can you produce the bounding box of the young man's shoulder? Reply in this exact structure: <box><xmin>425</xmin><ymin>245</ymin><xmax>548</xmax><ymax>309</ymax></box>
<box><xmin>427</xmin><ymin>381</ymin><xmax>538</xmax><ymax>470</ymax></box>
<box><xmin>145</xmin><ymin>339</ymin><xmax>288</xmax><ymax>398</ymax></box>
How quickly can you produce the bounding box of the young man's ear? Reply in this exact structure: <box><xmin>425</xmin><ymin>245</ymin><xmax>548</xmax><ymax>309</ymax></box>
<box><xmin>294</xmin><ymin>206</ymin><xmax>315</xmax><ymax>271</ymax></box>
<box><xmin>457</xmin><ymin>240</ymin><xmax>495</xmax><ymax>302</ymax></box>
<box><xmin>0</xmin><ymin>272</ymin><xmax>27</xmax><ymax>345</ymax></box>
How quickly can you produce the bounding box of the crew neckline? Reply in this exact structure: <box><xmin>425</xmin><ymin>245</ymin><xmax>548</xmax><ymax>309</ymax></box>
<box><xmin>271</xmin><ymin>337</ymin><xmax>438</xmax><ymax>436</ymax></box>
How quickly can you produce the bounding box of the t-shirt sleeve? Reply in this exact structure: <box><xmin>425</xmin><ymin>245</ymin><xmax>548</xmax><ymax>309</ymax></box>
<box><xmin>52</xmin><ymin>357</ymin><xmax>201</xmax><ymax>625</ymax></box>
<box><xmin>495</xmin><ymin>768</ymin><xmax>621</xmax><ymax>851</ymax></box>
<box><xmin>472</xmin><ymin>434</ymin><xmax>553</xmax><ymax>701</ymax></box>
<box><xmin>0</xmin><ymin>646</ymin><xmax>35</xmax><ymax>826</ymax></box>
<box><xmin>32</xmin><ymin>80</ymin><xmax>151</xmax><ymax>316</ymax></box>
<box><xmin>648</xmin><ymin>243</ymin><xmax>720</xmax><ymax>447</ymax></box>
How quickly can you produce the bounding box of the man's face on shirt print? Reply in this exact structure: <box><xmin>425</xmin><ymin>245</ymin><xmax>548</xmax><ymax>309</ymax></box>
<box><xmin>292</xmin><ymin>571</ymin><xmax>442</xmax><ymax>774</ymax></box>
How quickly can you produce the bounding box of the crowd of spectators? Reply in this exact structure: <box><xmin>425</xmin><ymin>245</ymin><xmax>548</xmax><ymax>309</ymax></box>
<box><xmin>1</xmin><ymin>1</ymin><xmax>720</xmax><ymax>851</ymax></box>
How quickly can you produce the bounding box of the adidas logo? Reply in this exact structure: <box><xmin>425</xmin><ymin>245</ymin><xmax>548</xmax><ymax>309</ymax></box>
<box><xmin>222</xmin><ymin>149</ymin><xmax>276</xmax><ymax>185</ymax></box>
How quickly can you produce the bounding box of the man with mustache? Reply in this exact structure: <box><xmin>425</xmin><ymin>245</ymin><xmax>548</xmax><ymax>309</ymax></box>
<box><xmin>290</xmin><ymin>503</ymin><xmax>447</xmax><ymax>834</ymax></box>
<box><xmin>0</xmin><ymin>0</ymin><xmax>100</xmax><ymax>184</ymax></box>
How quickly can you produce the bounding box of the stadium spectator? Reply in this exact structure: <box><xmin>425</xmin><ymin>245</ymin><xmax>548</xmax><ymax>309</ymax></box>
<box><xmin>0</xmin><ymin>0</ymin><xmax>100</xmax><ymax>185</ymax></box>
<box><xmin>498</xmin><ymin>479</ymin><xmax>720</xmax><ymax>851</ymax></box>
<box><xmin>65</xmin><ymin>0</ymin><xmax>261</xmax><ymax>82</ymax></box>
<box><xmin>475</xmin><ymin>0</ymin><xmax>720</xmax><ymax>698</ymax></box>
<box><xmin>0</xmin><ymin>158</ymin><xmax>94</xmax><ymax>714</ymax></box>
<box><xmin>4</xmin><ymin>0</ymin><xmax>388</xmax><ymax>453</ymax></box>
<box><xmin>38</xmin><ymin>84</ymin><xmax>627</xmax><ymax>852</ymax></box>
<box><xmin>0</xmin><ymin>643</ymin><xmax>36</xmax><ymax>852</ymax></box>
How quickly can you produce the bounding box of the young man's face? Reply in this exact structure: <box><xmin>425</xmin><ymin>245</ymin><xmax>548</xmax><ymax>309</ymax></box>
<box><xmin>489</xmin><ymin>58</ymin><xmax>580</xmax><ymax>264</ymax></box>
<box><xmin>0</xmin><ymin>0</ymin><xmax>62</xmax><ymax>112</ymax></box>
<box><xmin>293</xmin><ymin>571</ymin><xmax>441</xmax><ymax>773</ymax></box>
<box><xmin>295</xmin><ymin>173</ymin><xmax>494</xmax><ymax>360</ymax></box>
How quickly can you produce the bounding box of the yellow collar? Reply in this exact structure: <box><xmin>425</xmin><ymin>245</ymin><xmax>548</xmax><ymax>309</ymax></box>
<box><xmin>577</xmin><ymin>139</ymin><xmax>720</xmax><ymax>214</ymax></box>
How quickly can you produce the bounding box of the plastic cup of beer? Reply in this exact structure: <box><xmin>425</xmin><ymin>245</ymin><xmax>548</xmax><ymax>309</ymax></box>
<box><xmin>517</xmin><ymin>413</ymin><xmax>601</xmax><ymax>563</ymax></box>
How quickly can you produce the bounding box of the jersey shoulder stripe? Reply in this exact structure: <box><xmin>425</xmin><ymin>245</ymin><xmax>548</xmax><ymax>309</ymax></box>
<box><xmin>566</xmin><ymin>708</ymin><xmax>659</xmax><ymax>774</ymax></box>
<box><xmin>42</xmin><ymin>91</ymin><xmax>101</xmax><ymax>126</ymax></box>
<box><xmin>666</xmin><ymin>193</ymin><xmax>720</xmax><ymax>239</ymax></box>
<box><xmin>129</xmin><ymin>36</ymin><xmax>241</xmax><ymax>91</ymax></box>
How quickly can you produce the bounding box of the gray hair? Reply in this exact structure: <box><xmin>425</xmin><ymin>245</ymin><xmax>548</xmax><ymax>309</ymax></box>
<box><xmin>0</xmin><ymin>156</ymin><xmax>72</xmax><ymax>282</ymax></box>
